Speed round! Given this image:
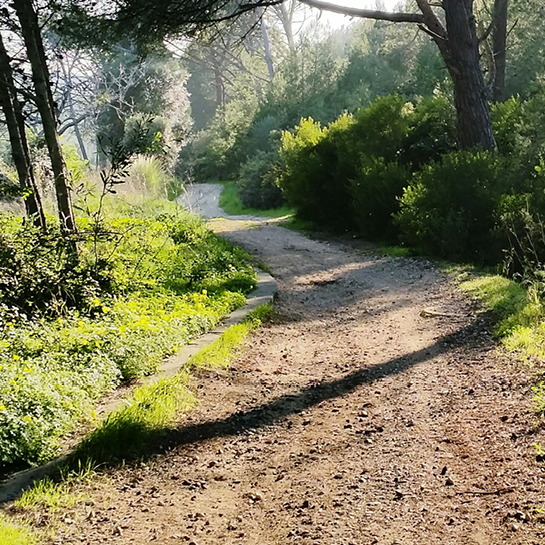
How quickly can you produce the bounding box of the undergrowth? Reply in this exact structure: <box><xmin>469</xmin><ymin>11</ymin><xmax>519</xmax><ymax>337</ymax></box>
<box><xmin>219</xmin><ymin>182</ymin><xmax>293</xmax><ymax>218</ymax></box>
<box><xmin>0</xmin><ymin>199</ymin><xmax>256</xmax><ymax>468</ymax></box>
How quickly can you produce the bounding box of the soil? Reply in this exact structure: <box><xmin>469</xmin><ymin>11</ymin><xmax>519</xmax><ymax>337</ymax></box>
<box><xmin>21</xmin><ymin>185</ymin><xmax>545</xmax><ymax>543</ymax></box>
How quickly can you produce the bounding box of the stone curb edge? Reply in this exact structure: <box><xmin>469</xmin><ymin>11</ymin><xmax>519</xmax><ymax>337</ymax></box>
<box><xmin>0</xmin><ymin>269</ymin><xmax>276</xmax><ymax>505</ymax></box>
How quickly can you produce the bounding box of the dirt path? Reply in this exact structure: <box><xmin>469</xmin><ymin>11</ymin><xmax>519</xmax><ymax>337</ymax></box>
<box><xmin>47</xmin><ymin>185</ymin><xmax>544</xmax><ymax>544</ymax></box>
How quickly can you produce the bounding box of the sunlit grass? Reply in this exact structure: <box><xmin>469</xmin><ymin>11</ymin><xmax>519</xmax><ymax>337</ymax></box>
<box><xmin>70</xmin><ymin>304</ymin><xmax>272</xmax><ymax>466</ymax></box>
<box><xmin>0</xmin><ymin>515</ymin><xmax>38</xmax><ymax>545</ymax></box>
<box><xmin>460</xmin><ymin>274</ymin><xmax>545</xmax><ymax>414</ymax></box>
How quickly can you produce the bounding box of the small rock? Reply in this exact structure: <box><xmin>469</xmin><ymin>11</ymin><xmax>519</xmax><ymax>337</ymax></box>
<box><xmin>445</xmin><ymin>477</ymin><xmax>454</xmax><ymax>486</ymax></box>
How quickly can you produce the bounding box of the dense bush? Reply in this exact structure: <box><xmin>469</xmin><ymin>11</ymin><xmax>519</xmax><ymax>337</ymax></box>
<box><xmin>277</xmin><ymin>95</ymin><xmax>449</xmax><ymax>236</ymax></box>
<box><xmin>350</xmin><ymin>157</ymin><xmax>409</xmax><ymax>241</ymax></box>
<box><xmin>237</xmin><ymin>151</ymin><xmax>285</xmax><ymax>210</ymax></box>
<box><xmin>395</xmin><ymin>151</ymin><xmax>504</xmax><ymax>262</ymax></box>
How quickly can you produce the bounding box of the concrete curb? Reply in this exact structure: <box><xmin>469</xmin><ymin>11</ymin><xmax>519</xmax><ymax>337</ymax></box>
<box><xmin>0</xmin><ymin>270</ymin><xmax>276</xmax><ymax>505</ymax></box>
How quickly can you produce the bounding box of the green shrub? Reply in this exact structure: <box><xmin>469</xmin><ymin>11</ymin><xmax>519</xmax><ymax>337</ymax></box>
<box><xmin>402</xmin><ymin>93</ymin><xmax>457</xmax><ymax>167</ymax></box>
<box><xmin>278</xmin><ymin>96</ymin><xmax>412</xmax><ymax>232</ymax></box>
<box><xmin>350</xmin><ymin>156</ymin><xmax>409</xmax><ymax>241</ymax></box>
<box><xmin>237</xmin><ymin>151</ymin><xmax>285</xmax><ymax>210</ymax></box>
<box><xmin>396</xmin><ymin>151</ymin><xmax>503</xmax><ymax>262</ymax></box>
<box><xmin>277</xmin><ymin>116</ymin><xmax>329</xmax><ymax>221</ymax></box>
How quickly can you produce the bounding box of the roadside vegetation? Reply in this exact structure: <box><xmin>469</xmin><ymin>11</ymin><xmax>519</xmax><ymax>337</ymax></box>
<box><xmin>0</xmin><ymin>191</ymin><xmax>255</xmax><ymax>470</ymax></box>
<box><xmin>0</xmin><ymin>305</ymin><xmax>272</xmax><ymax>544</ymax></box>
<box><xmin>219</xmin><ymin>181</ymin><xmax>293</xmax><ymax>219</ymax></box>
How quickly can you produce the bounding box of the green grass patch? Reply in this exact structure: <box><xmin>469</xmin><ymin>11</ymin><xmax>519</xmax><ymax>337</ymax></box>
<box><xmin>379</xmin><ymin>246</ymin><xmax>413</xmax><ymax>258</ymax></box>
<box><xmin>186</xmin><ymin>304</ymin><xmax>272</xmax><ymax>370</ymax></box>
<box><xmin>219</xmin><ymin>182</ymin><xmax>293</xmax><ymax>218</ymax></box>
<box><xmin>460</xmin><ymin>275</ymin><xmax>542</xmax><ymax>335</ymax></box>
<box><xmin>460</xmin><ymin>274</ymin><xmax>545</xmax><ymax>415</ymax></box>
<box><xmin>0</xmin><ymin>515</ymin><xmax>38</xmax><ymax>545</ymax></box>
<box><xmin>67</xmin><ymin>304</ymin><xmax>271</xmax><ymax>466</ymax></box>
<box><xmin>72</xmin><ymin>373</ymin><xmax>196</xmax><ymax>465</ymax></box>
<box><xmin>280</xmin><ymin>215</ymin><xmax>315</xmax><ymax>233</ymax></box>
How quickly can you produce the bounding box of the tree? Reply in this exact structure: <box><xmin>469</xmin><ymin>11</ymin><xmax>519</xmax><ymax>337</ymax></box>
<box><xmin>294</xmin><ymin>0</ymin><xmax>495</xmax><ymax>150</ymax></box>
<box><xmin>13</xmin><ymin>0</ymin><xmax>77</xmax><ymax>243</ymax></box>
<box><xmin>0</xmin><ymin>31</ymin><xmax>46</xmax><ymax>229</ymax></box>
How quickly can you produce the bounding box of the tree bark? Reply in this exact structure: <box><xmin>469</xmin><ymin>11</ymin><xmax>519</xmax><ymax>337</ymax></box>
<box><xmin>14</xmin><ymin>0</ymin><xmax>78</xmax><ymax>241</ymax></box>
<box><xmin>442</xmin><ymin>0</ymin><xmax>496</xmax><ymax>149</ymax></box>
<box><xmin>492</xmin><ymin>0</ymin><xmax>509</xmax><ymax>102</ymax></box>
<box><xmin>0</xmin><ymin>32</ymin><xmax>46</xmax><ymax>230</ymax></box>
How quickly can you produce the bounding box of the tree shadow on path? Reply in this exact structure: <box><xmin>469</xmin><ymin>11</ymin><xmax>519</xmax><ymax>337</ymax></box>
<box><xmin>155</xmin><ymin>315</ymin><xmax>488</xmax><ymax>455</ymax></box>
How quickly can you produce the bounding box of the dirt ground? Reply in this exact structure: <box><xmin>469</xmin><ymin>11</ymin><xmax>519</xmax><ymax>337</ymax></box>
<box><xmin>31</xmin><ymin>185</ymin><xmax>545</xmax><ymax>543</ymax></box>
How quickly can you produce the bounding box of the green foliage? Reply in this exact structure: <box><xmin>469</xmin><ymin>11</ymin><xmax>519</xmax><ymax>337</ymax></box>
<box><xmin>277</xmin><ymin>95</ymin><xmax>437</xmax><ymax>236</ymax></box>
<box><xmin>63</xmin><ymin>143</ymin><xmax>90</xmax><ymax>186</ymax></box>
<box><xmin>396</xmin><ymin>151</ymin><xmax>503</xmax><ymax>262</ymax></box>
<box><xmin>0</xmin><ymin>201</ymin><xmax>255</xmax><ymax>467</ymax></box>
<box><xmin>219</xmin><ymin>182</ymin><xmax>293</xmax><ymax>218</ymax></box>
<box><xmin>70</xmin><ymin>305</ymin><xmax>270</xmax><ymax>466</ymax></box>
<box><xmin>0</xmin><ymin>218</ymin><xmax>100</xmax><ymax>319</ymax></box>
<box><xmin>237</xmin><ymin>151</ymin><xmax>284</xmax><ymax>210</ymax></box>
<box><xmin>350</xmin><ymin>156</ymin><xmax>409</xmax><ymax>241</ymax></box>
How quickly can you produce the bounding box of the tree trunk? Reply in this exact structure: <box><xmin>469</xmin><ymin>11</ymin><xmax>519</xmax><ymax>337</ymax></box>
<box><xmin>14</xmin><ymin>0</ymin><xmax>78</xmax><ymax>241</ymax></box>
<box><xmin>60</xmin><ymin>59</ymin><xmax>89</xmax><ymax>160</ymax></box>
<box><xmin>442</xmin><ymin>0</ymin><xmax>496</xmax><ymax>150</ymax></box>
<box><xmin>492</xmin><ymin>0</ymin><xmax>509</xmax><ymax>102</ymax></box>
<box><xmin>0</xmin><ymin>32</ymin><xmax>46</xmax><ymax>230</ymax></box>
<box><xmin>257</xmin><ymin>7</ymin><xmax>274</xmax><ymax>80</ymax></box>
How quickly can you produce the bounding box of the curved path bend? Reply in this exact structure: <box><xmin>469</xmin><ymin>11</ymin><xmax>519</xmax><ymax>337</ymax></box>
<box><xmin>51</xmin><ymin>184</ymin><xmax>544</xmax><ymax>545</ymax></box>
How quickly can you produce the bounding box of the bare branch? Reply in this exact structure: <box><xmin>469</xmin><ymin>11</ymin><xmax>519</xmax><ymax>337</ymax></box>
<box><xmin>295</xmin><ymin>0</ymin><xmax>425</xmax><ymax>23</ymax></box>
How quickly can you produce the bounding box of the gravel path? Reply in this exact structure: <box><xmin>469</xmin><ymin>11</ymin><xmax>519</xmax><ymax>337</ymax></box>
<box><xmin>41</xmin><ymin>184</ymin><xmax>545</xmax><ymax>544</ymax></box>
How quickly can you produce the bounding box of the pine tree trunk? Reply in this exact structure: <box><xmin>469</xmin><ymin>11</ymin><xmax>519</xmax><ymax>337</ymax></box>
<box><xmin>14</xmin><ymin>0</ymin><xmax>78</xmax><ymax>242</ymax></box>
<box><xmin>0</xmin><ymin>32</ymin><xmax>46</xmax><ymax>230</ymax></box>
<box><xmin>442</xmin><ymin>0</ymin><xmax>496</xmax><ymax>150</ymax></box>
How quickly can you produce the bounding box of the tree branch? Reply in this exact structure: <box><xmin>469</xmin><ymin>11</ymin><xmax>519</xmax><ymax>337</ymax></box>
<box><xmin>295</xmin><ymin>0</ymin><xmax>425</xmax><ymax>23</ymax></box>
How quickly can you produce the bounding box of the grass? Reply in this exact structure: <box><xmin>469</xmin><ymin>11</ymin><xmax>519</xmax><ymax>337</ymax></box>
<box><xmin>280</xmin><ymin>215</ymin><xmax>316</xmax><ymax>233</ymax></box>
<box><xmin>2</xmin><ymin>302</ymin><xmax>273</xmax><ymax>545</ymax></box>
<box><xmin>459</xmin><ymin>273</ymin><xmax>545</xmax><ymax>415</ymax></box>
<box><xmin>219</xmin><ymin>182</ymin><xmax>293</xmax><ymax>218</ymax></box>
<box><xmin>0</xmin><ymin>515</ymin><xmax>38</xmax><ymax>545</ymax></box>
<box><xmin>379</xmin><ymin>245</ymin><xmax>413</xmax><ymax>258</ymax></box>
<box><xmin>68</xmin><ymin>304</ymin><xmax>272</xmax><ymax>466</ymax></box>
<box><xmin>71</xmin><ymin>372</ymin><xmax>196</xmax><ymax>465</ymax></box>
<box><xmin>187</xmin><ymin>304</ymin><xmax>273</xmax><ymax>370</ymax></box>
<box><xmin>0</xmin><ymin>198</ymin><xmax>255</xmax><ymax>468</ymax></box>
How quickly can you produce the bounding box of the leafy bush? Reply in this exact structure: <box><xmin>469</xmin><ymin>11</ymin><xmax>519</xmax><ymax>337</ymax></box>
<box><xmin>396</xmin><ymin>151</ymin><xmax>503</xmax><ymax>262</ymax></box>
<box><xmin>278</xmin><ymin>96</ymin><xmax>413</xmax><ymax>232</ymax></box>
<box><xmin>401</xmin><ymin>93</ymin><xmax>457</xmax><ymax>167</ymax></box>
<box><xmin>0</xmin><ymin>218</ymin><xmax>100</xmax><ymax>320</ymax></box>
<box><xmin>277</xmin><ymin>116</ymin><xmax>329</xmax><ymax>222</ymax></box>
<box><xmin>237</xmin><ymin>151</ymin><xmax>285</xmax><ymax>210</ymax></box>
<box><xmin>350</xmin><ymin>157</ymin><xmax>409</xmax><ymax>241</ymax></box>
